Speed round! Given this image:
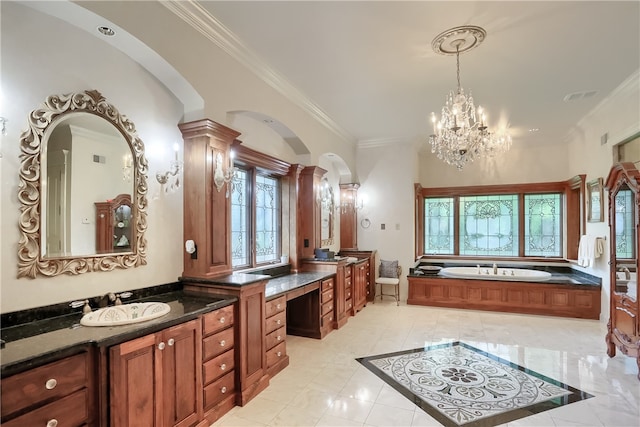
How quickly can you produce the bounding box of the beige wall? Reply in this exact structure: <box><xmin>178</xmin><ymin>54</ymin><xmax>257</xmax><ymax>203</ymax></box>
<box><xmin>2</xmin><ymin>2</ymin><xmax>638</xmax><ymax>321</ymax></box>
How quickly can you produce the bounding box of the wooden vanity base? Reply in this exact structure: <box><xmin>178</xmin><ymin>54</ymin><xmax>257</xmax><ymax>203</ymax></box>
<box><xmin>408</xmin><ymin>277</ymin><xmax>600</xmax><ymax>320</ymax></box>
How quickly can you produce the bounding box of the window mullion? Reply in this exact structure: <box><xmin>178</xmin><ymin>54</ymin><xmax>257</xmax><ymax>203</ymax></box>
<box><xmin>518</xmin><ymin>193</ymin><xmax>525</xmax><ymax>257</ymax></box>
<box><xmin>454</xmin><ymin>196</ymin><xmax>460</xmax><ymax>255</ymax></box>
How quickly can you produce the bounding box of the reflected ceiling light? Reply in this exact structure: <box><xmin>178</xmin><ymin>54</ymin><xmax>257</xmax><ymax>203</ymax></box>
<box><xmin>428</xmin><ymin>26</ymin><xmax>511</xmax><ymax>170</ymax></box>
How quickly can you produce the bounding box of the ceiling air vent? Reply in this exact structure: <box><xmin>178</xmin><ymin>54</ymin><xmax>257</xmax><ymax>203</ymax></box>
<box><xmin>563</xmin><ymin>90</ymin><xmax>598</xmax><ymax>102</ymax></box>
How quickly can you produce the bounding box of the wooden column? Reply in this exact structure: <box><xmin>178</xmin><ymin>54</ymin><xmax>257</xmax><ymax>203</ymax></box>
<box><xmin>179</xmin><ymin>119</ymin><xmax>241</xmax><ymax>279</ymax></box>
<box><xmin>339</xmin><ymin>183</ymin><xmax>360</xmax><ymax>250</ymax></box>
<box><xmin>298</xmin><ymin>166</ymin><xmax>327</xmax><ymax>259</ymax></box>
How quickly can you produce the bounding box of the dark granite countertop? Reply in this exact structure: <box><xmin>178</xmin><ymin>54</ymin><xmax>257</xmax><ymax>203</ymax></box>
<box><xmin>0</xmin><ymin>291</ymin><xmax>236</xmax><ymax>377</ymax></box>
<box><xmin>409</xmin><ymin>263</ymin><xmax>601</xmax><ymax>287</ymax></box>
<box><xmin>265</xmin><ymin>271</ymin><xmax>335</xmax><ymax>299</ymax></box>
<box><xmin>180</xmin><ymin>272</ymin><xmax>271</xmax><ymax>286</ymax></box>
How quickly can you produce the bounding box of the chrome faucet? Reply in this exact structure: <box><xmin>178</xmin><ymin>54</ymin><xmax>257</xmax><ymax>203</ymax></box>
<box><xmin>493</xmin><ymin>263</ymin><xmax>498</xmax><ymax>275</ymax></box>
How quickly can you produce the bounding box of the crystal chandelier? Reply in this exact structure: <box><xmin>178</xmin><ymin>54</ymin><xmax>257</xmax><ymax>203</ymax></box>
<box><xmin>429</xmin><ymin>26</ymin><xmax>511</xmax><ymax>170</ymax></box>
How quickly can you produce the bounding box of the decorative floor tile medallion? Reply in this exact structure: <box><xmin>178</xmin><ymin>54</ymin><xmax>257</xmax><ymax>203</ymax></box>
<box><xmin>357</xmin><ymin>342</ymin><xmax>593</xmax><ymax>427</ymax></box>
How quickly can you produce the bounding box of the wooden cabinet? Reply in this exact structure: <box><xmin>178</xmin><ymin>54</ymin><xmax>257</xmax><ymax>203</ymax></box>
<box><xmin>605</xmin><ymin>162</ymin><xmax>640</xmax><ymax>380</ymax></box>
<box><xmin>95</xmin><ymin>193</ymin><xmax>132</xmax><ymax>253</ymax></box>
<box><xmin>353</xmin><ymin>259</ymin><xmax>369</xmax><ymax>313</ymax></box>
<box><xmin>201</xmin><ymin>304</ymin><xmax>236</xmax><ymax>423</ymax></box>
<box><xmin>110</xmin><ymin>319</ymin><xmax>202</xmax><ymax>427</ymax></box>
<box><xmin>265</xmin><ymin>295</ymin><xmax>289</xmax><ymax>377</ymax></box>
<box><xmin>339</xmin><ymin>250</ymin><xmax>377</xmax><ymax>302</ymax></box>
<box><xmin>344</xmin><ymin>266</ymin><xmax>353</xmax><ymax>316</ymax></box>
<box><xmin>1</xmin><ymin>351</ymin><xmax>94</xmax><ymax>427</ymax></box>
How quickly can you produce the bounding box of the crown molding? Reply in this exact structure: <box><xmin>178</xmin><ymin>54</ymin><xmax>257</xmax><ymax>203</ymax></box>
<box><xmin>162</xmin><ymin>0</ymin><xmax>355</xmax><ymax>145</ymax></box>
<box><xmin>358</xmin><ymin>137</ymin><xmax>410</xmax><ymax>149</ymax></box>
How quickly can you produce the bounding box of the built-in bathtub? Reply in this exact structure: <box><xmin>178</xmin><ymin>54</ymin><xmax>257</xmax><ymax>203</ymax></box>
<box><xmin>408</xmin><ymin>263</ymin><xmax>601</xmax><ymax>319</ymax></box>
<box><xmin>439</xmin><ymin>266</ymin><xmax>552</xmax><ymax>282</ymax></box>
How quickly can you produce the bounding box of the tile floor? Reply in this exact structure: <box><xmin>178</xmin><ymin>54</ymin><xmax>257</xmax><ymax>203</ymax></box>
<box><xmin>213</xmin><ymin>301</ymin><xmax>640</xmax><ymax>427</ymax></box>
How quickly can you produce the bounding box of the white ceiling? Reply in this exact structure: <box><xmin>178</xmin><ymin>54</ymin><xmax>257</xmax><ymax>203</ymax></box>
<box><xmin>194</xmin><ymin>1</ymin><xmax>639</xmax><ymax>147</ymax></box>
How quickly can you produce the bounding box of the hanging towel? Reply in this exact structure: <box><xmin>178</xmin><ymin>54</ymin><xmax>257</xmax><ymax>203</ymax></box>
<box><xmin>577</xmin><ymin>235</ymin><xmax>605</xmax><ymax>267</ymax></box>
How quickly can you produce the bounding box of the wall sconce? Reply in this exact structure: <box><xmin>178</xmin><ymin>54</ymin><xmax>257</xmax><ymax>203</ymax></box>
<box><xmin>214</xmin><ymin>150</ymin><xmax>235</xmax><ymax>193</ymax></box>
<box><xmin>122</xmin><ymin>153</ymin><xmax>133</xmax><ymax>182</ymax></box>
<box><xmin>338</xmin><ymin>192</ymin><xmax>363</xmax><ymax>214</ymax></box>
<box><xmin>156</xmin><ymin>143</ymin><xmax>182</xmax><ymax>186</ymax></box>
<box><xmin>317</xmin><ymin>178</ymin><xmax>334</xmax><ymax>210</ymax></box>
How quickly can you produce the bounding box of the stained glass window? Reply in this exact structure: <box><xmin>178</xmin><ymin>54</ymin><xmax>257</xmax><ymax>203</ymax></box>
<box><xmin>424</xmin><ymin>197</ymin><xmax>454</xmax><ymax>254</ymax></box>
<box><xmin>524</xmin><ymin>194</ymin><xmax>562</xmax><ymax>256</ymax></box>
<box><xmin>423</xmin><ymin>192</ymin><xmax>563</xmax><ymax>258</ymax></box>
<box><xmin>231</xmin><ymin>167</ymin><xmax>281</xmax><ymax>268</ymax></box>
<box><xmin>255</xmin><ymin>175</ymin><xmax>280</xmax><ymax>264</ymax></box>
<box><xmin>615</xmin><ymin>189</ymin><xmax>635</xmax><ymax>259</ymax></box>
<box><xmin>231</xmin><ymin>169</ymin><xmax>249</xmax><ymax>267</ymax></box>
<box><xmin>460</xmin><ymin>195</ymin><xmax>519</xmax><ymax>256</ymax></box>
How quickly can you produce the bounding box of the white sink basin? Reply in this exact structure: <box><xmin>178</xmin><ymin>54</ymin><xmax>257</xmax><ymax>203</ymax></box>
<box><xmin>80</xmin><ymin>302</ymin><xmax>171</xmax><ymax>327</ymax></box>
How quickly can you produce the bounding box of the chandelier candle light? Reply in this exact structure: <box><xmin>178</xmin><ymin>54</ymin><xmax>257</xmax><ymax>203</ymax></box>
<box><xmin>429</xmin><ymin>26</ymin><xmax>511</xmax><ymax>170</ymax></box>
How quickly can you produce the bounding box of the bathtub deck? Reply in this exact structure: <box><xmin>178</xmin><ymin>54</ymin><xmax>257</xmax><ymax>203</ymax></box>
<box><xmin>407</xmin><ymin>276</ymin><xmax>601</xmax><ymax>319</ymax></box>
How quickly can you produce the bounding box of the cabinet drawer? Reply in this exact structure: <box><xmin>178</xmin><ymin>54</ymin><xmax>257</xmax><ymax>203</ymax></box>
<box><xmin>345</xmin><ymin>288</ymin><xmax>352</xmax><ymax>300</ymax></box>
<box><xmin>203</xmin><ymin>327</ymin><xmax>235</xmax><ymax>361</ymax></box>
<box><xmin>266</xmin><ymin>341</ymin><xmax>287</xmax><ymax>368</ymax></box>
<box><xmin>265</xmin><ymin>310</ymin><xmax>286</xmax><ymax>334</ymax></box>
<box><xmin>203</xmin><ymin>371</ymin><xmax>235</xmax><ymax>409</ymax></box>
<box><xmin>321</xmin><ymin>278</ymin><xmax>334</xmax><ymax>292</ymax></box>
<box><xmin>266</xmin><ymin>326</ymin><xmax>286</xmax><ymax>350</ymax></box>
<box><xmin>346</xmin><ymin>299</ymin><xmax>353</xmax><ymax>312</ymax></box>
<box><xmin>321</xmin><ymin>301</ymin><xmax>333</xmax><ymax>316</ymax></box>
<box><xmin>321</xmin><ymin>311</ymin><xmax>334</xmax><ymax>327</ymax></box>
<box><xmin>321</xmin><ymin>289</ymin><xmax>333</xmax><ymax>304</ymax></box>
<box><xmin>345</xmin><ymin>267</ymin><xmax>352</xmax><ymax>278</ymax></box>
<box><xmin>265</xmin><ymin>296</ymin><xmax>286</xmax><ymax>318</ymax></box>
<box><xmin>202</xmin><ymin>305</ymin><xmax>234</xmax><ymax>336</ymax></box>
<box><xmin>3</xmin><ymin>388</ymin><xmax>88</xmax><ymax>427</ymax></box>
<box><xmin>1</xmin><ymin>352</ymin><xmax>88</xmax><ymax>417</ymax></box>
<box><xmin>203</xmin><ymin>350</ymin><xmax>235</xmax><ymax>385</ymax></box>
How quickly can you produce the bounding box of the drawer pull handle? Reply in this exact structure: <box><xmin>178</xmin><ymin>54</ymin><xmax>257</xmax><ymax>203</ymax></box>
<box><xmin>276</xmin><ymin>319</ymin><xmax>281</xmax><ymax>325</ymax></box>
<box><xmin>158</xmin><ymin>342</ymin><xmax>166</xmax><ymax>350</ymax></box>
<box><xmin>47</xmin><ymin>419</ymin><xmax>58</xmax><ymax>427</ymax></box>
<box><xmin>219</xmin><ymin>317</ymin><xmax>225</xmax><ymax>324</ymax></box>
<box><xmin>221</xmin><ymin>386</ymin><xmax>227</xmax><ymax>394</ymax></box>
<box><xmin>168</xmin><ymin>338</ymin><xmax>175</xmax><ymax>346</ymax></box>
<box><xmin>277</xmin><ymin>351</ymin><xmax>282</xmax><ymax>357</ymax></box>
<box><xmin>277</xmin><ymin>335</ymin><xmax>282</xmax><ymax>341</ymax></box>
<box><xmin>220</xmin><ymin>340</ymin><xmax>226</xmax><ymax>347</ymax></box>
<box><xmin>45</xmin><ymin>378</ymin><xmax>57</xmax><ymax>390</ymax></box>
<box><xmin>276</xmin><ymin>303</ymin><xmax>281</xmax><ymax>309</ymax></box>
<box><xmin>221</xmin><ymin>363</ymin><xmax>227</xmax><ymax>371</ymax></box>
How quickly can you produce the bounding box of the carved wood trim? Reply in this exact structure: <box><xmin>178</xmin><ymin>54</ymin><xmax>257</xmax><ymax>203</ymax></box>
<box><xmin>17</xmin><ymin>90</ymin><xmax>148</xmax><ymax>278</ymax></box>
<box><xmin>233</xmin><ymin>144</ymin><xmax>292</xmax><ymax>176</ymax></box>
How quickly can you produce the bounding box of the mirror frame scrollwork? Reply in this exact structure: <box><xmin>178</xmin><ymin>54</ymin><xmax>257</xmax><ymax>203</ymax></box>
<box><xmin>17</xmin><ymin>90</ymin><xmax>149</xmax><ymax>278</ymax></box>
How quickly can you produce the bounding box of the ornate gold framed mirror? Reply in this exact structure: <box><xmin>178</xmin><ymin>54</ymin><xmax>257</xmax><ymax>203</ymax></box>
<box><xmin>17</xmin><ymin>90</ymin><xmax>148</xmax><ymax>278</ymax></box>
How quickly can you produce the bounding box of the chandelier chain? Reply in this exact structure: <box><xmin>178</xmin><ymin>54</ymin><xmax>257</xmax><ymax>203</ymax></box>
<box><xmin>456</xmin><ymin>46</ymin><xmax>461</xmax><ymax>93</ymax></box>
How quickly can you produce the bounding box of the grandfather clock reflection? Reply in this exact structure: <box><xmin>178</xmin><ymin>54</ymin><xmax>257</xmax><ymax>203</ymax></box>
<box><xmin>95</xmin><ymin>194</ymin><xmax>132</xmax><ymax>253</ymax></box>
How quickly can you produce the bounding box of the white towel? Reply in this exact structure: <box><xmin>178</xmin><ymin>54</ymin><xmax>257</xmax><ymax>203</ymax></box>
<box><xmin>577</xmin><ymin>235</ymin><xmax>605</xmax><ymax>267</ymax></box>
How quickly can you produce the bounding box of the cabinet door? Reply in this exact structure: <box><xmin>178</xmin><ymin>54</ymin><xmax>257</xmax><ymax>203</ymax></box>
<box><xmin>110</xmin><ymin>333</ymin><xmax>160</xmax><ymax>427</ymax></box>
<box><xmin>162</xmin><ymin>319</ymin><xmax>202</xmax><ymax>427</ymax></box>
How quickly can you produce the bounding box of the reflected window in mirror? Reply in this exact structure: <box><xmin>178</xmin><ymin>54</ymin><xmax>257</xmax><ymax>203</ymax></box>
<box><xmin>18</xmin><ymin>90</ymin><xmax>148</xmax><ymax>278</ymax></box>
<box><xmin>319</xmin><ymin>177</ymin><xmax>335</xmax><ymax>246</ymax></box>
<box><xmin>615</xmin><ymin>188</ymin><xmax>636</xmax><ymax>260</ymax></box>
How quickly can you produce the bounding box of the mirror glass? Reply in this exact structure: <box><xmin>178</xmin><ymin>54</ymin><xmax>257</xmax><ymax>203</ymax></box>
<box><xmin>18</xmin><ymin>90</ymin><xmax>148</xmax><ymax>278</ymax></box>
<box><xmin>319</xmin><ymin>177</ymin><xmax>334</xmax><ymax>245</ymax></box>
<box><xmin>43</xmin><ymin>113</ymin><xmax>134</xmax><ymax>258</ymax></box>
